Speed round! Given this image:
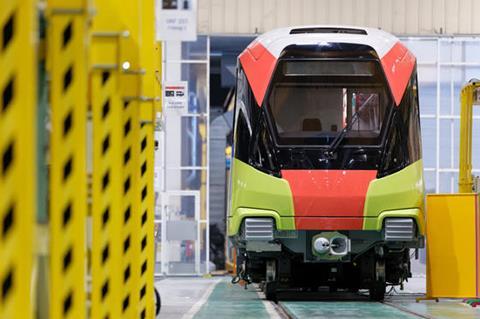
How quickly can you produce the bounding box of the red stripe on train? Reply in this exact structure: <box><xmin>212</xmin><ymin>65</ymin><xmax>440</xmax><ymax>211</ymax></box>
<box><xmin>295</xmin><ymin>217</ymin><xmax>364</xmax><ymax>230</ymax></box>
<box><xmin>239</xmin><ymin>41</ymin><xmax>277</xmax><ymax>106</ymax></box>
<box><xmin>381</xmin><ymin>42</ymin><xmax>416</xmax><ymax>105</ymax></box>
<box><xmin>281</xmin><ymin>170</ymin><xmax>377</xmax><ymax>229</ymax></box>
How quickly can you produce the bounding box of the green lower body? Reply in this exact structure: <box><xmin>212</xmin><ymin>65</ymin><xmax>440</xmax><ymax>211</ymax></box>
<box><xmin>228</xmin><ymin>207</ymin><xmax>424</xmax><ymax>236</ymax></box>
<box><xmin>228</xmin><ymin>158</ymin><xmax>425</xmax><ymax>236</ymax></box>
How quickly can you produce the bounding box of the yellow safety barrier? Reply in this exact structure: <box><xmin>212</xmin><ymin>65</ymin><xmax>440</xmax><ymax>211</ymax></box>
<box><xmin>0</xmin><ymin>0</ymin><xmax>36</xmax><ymax>318</ymax></box>
<box><xmin>426</xmin><ymin>194</ymin><xmax>480</xmax><ymax>298</ymax></box>
<box><xmin>90</xmin><ymin>29</ymin><xmax>125</xmax><ymax>319</ymax></box>
<box><xmin>0</xmin><ymin>0</ymin><xmax>159</xmax><ymax>317</ymax></box>
<box><xmin>90</xmin><ymin>0</ymin><xmax>158</xmax><ymax>317</ymax></box>
<box><xmin>46</xmin><ymin>0</ymin><xmax>89</xmax><ymax>318</ymax></box>
<box><xmin>138</xmin><ymin>1</ymin><xmax>158</xmax><ymax>318</ymax></box>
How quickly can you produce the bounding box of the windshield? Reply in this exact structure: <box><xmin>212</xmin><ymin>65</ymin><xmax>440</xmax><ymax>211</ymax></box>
<box><xmin>267</xmin><ymin>60</ymin><xmax>391</xmax><ymax>147</ymax></box>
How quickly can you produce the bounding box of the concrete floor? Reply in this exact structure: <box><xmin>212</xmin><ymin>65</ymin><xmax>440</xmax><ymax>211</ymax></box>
<box><xmin>155</xmin><ymin>277</ymin><xmax>221</xmax><ymax>318</ymax></box>
<box><xmin>156</xmin><ymin>276</ymin><xmax>480</xmax><ymax>319</ymax></box>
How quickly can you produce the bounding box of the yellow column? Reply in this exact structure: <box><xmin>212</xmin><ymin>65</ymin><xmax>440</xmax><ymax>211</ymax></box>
<box><xmin>92</xmin><ymin>0</ymin><xmax>159</xmax><ymax>318</ymax></box>
<box><xmin>0</xmin><ymin>0</ymin><xmax>36</xmax><ymax>318</ymax></box>
<box><xmin>458</xmin><ymin>81</ymin><xmax>480</xmax><ymax>193</ymax></box>
<box><xmin>138</xmin><ymin>1</ymin><xmax>159</xmax><ymax>317</ymax></box>
<box><xmin>90</xmin><ymin>0</ymin><xmax>148</xmax><ymax>317</ymax></box>
<box><xmin>115</xmin><ymin>1</ymin><xmax>158</xmax><ymax>316</ymax></box>
<box><xmin>90</xmin><ymin>3</ymin><xmax>125</xmax><ymax>315</ymax></box>
<box><xmin>114</xmin><ymin>1</ymin><xmax>143</xmax><ymax>317</ymax></box>
<box><xmin>46</xmin><ymin>0</ymin><xmax>89</xmax><ymax>318</ymax></box>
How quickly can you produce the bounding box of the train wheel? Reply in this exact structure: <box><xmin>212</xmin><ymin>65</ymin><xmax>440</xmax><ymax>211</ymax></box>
<box><xmin>266</xmin><ymin>260</ymin><xmax>276</xmax><ymax>282</ymax></box>
<box><xmin>264</xmin><ymin>260</ymin><xmax>277</xmax><ymax>301</ymax></box>
<box><xmin>369</xmin><ymin>281</ymin><xmax>386</xmax><ymax>301</ymax></box>
<box><xmin>258</xmin><ymin>281</ymin><xmax>265</xmax><ymax>291</ymax></box>
<box><xmin>264</xmin><ymin>281</ymin><xmax>277</xmax><ymax>301</ymax></box>
<box><xmin>369</xmin><ymin>259</ymin><xmax>386</xmax><ymax>301</ymax></box>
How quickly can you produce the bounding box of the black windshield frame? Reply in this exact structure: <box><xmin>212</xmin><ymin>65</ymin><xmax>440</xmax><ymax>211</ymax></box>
<box><xmin>264</xmin><ymin>57</ymin><xmax>394</xmax><ymax>149</ymax></box>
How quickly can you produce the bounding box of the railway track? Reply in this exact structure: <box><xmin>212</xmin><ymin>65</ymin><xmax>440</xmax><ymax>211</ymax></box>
<box><xmin>380</xmin><ymin>301</ymin><xmax>435</xmax><ymax>319</ymax></box>
<box><xmin>270</xmin><ymin>300</ymin><xmax>433</xmax><ymax>319</ymax></box>
<box><xmin>260</xmin><ymin>290</ymin><xmax>434</xmax><ymax>319</ymax></box>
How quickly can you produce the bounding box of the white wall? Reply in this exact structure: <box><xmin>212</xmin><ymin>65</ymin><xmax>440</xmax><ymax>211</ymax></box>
<box><xmin>198</xmin><ymin>0</ymin><xmax>480</xmax><ymax>35</ymax></box>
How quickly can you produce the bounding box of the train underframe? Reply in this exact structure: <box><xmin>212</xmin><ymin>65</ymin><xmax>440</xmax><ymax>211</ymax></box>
<box><xmin>232</xmin><ymin>228</ymin><xmax>423</xmax><ymax>301</ymax></box>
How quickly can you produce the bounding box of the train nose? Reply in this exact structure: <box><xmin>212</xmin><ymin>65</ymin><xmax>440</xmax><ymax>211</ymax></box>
<box><xmin>313</xmin><ymin>237</ymin><xmax>330</xmax><ymax>254</ymax></box>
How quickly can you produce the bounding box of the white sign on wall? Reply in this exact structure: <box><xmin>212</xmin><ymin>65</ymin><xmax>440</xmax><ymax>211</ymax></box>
<box><xmin>156</xmin><ymin>0</ymin><xmax>197</xmax><ymax>42</ymax></box>
<box><xmin>163</xmin><ymin>81</ymin><xmax>188</xmax><ymax>115</ymax></box>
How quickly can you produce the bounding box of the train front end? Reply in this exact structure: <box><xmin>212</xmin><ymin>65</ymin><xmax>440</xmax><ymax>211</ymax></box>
<box><xmin>228</xmin><ymin>26</ymin><xmax>425</xmax><ymax>300</ymax></box>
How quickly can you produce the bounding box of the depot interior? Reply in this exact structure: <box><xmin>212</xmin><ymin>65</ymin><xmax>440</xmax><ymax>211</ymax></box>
<box><xmin>3</xmin><ymin>0</ymin><xmax>480</xmax><ymax>318</ymax></box>
<box><xmin>151</xmin><ymin>0</ymin><xmax>480</xmax><ymax>314</ymax></box>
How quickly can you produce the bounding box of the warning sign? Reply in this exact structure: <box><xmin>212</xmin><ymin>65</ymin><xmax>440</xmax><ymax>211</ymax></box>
<box><xmin>163</xmin><ymin>81</ymin><xmax>188</xmax><ymax>115</ymax></box>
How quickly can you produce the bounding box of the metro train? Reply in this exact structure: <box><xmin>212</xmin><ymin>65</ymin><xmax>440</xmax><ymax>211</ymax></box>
<box><xmin>228</xmin><ymin>26</ymin><xmax>425</xmax><ymax>301</ymax></box>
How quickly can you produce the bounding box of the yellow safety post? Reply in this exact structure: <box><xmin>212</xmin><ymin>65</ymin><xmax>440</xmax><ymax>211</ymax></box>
<box><xmin>119</xmin><ymin>86</ymin><xmax>142</xmax><ymax>318</ymax></box>
<box><xmin>46</xmin><ymin>0</ymin><xmax>89</xmax><ymax>318</ymax></box>
<box><xmin>138</xmin><ymin>1</ymin><xmax>159</xmax><ymax>318</ymax></box>
<box><xmin>90</xmin><ymin>70</ymin><xmax>124</xmax><ymax>318</ymax></box>
<box><xmin>105</xmin><ymin>1</ymin><xmax>159</xmax><ymax>316</ymax></box>
<box><xmin>459</xmin><ymin>80</ymin><xmax>480</xmax><ymax>193</ymax></box>
<box><xmin>90</xmin><ymin>0</ymin><xmax>140</xmax><ymax>317</ymax></box>
<box><xmin>0</xmin><ymin>0</ymin><xmax>36</xmax><ymax>318</ymax></box>
<box><xmin>118</xmin><ymin>35</ymin><xmax>142</xmax><ymax>319</ymax></box>
<box><xmin>107</xmin><ymin>1</ymin><xmax>159</xmax><ymax>316</ymax></box>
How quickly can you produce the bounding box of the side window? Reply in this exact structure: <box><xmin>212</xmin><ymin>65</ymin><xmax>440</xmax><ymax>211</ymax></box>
<box><xmin>379</xmin><ymin>113</ymin><xmax>409</xmax><ymax>176</ymax></box>
<box><xmin>233</xmin><ymin>108</ymin><xmax>250</xmax><ymax>162</ymax></box>
<box><xmin>398</xmin><ymin>71</ymin><xmax>422</xmax><ymax>164</ymax></box>
<box><xmin>235</xmin><ymin>67</ymin><xmax>248</xmax><ymax>110</ymax></box>
<box><xmin>233</xmin><ymin>68</ymin><xmax>252</xmax><ymax>162</ymax></box>
<box><xmin>409</xmin><ymin>75</ymin><xmax>422</xmax><ymax>161</ymax></box>
<box><xmin>250</xmin><ymin>117</ymin><xmax>279</xmax><ymax>175</ymax></box>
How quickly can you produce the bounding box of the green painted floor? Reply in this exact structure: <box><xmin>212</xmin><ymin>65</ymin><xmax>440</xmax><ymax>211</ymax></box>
<box><xmin>281</xmin><ymin>301</ymin><xmax>417</xmax><ymax>318</ymax></box>
<box><xmin>193</xmin><ymin>279</ymin><xmax>480</xmax><ymax>319</ymax></box>
<box><xmin>193</xmin><ymin>280</ymin><xmax>269</xmax><ymax>319</ymax></box>
<box><xmin>395</xmin><ymin>300</ymin><xmax>480</xmax><ymax>319</ymax></box>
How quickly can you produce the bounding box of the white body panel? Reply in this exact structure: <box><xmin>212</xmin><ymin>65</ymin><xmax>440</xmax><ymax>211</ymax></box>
<box><xmin>254</xmin><ymin>26</ymin><xmax>398</xmax><ymax>58</ymax></box>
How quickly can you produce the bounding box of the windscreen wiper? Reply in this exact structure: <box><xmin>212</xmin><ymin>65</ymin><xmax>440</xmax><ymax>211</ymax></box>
<box><xmin>326</xmin><ymin>94</ymin><xmax>375</xmax><ymax>156</ymax></box>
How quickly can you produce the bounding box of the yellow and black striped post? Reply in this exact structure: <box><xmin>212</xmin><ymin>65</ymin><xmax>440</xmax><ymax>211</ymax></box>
<box><xmin>90</xmin><ymin>57</ymin><xmax>125</xmax><ymax>319</ymax></box>
<box><xmin>138</xmin><ymin>1</ymin><xmax>158</xmax><ymax>317</ymax></box>
<box><xmin>116</xmin><ymin>1</ymin><xmax>157</xmax><ymax>317</ymax></box>
<box><xmin>90</xmin><ymin>0</ymin><xmax>159</xmax><ymax>318</ymax></box>
<box><xmin>0</xmin><ymin>0</ymin><xmax>36</xmax><ymax>318</ymax></box>
<box><xmin>90</xmin><ymin>1</ymin><xmax>128</xmax><ymax>317</ymax></box>
<box><xmin>46</xmin><ymin>0</ymin><xmax>89</xmax><ymax>318</ymax></box>
<box><xmin>1</xmin><ymin>0</ymin><xmax>159</xmax><ymax>317</ymax></box>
